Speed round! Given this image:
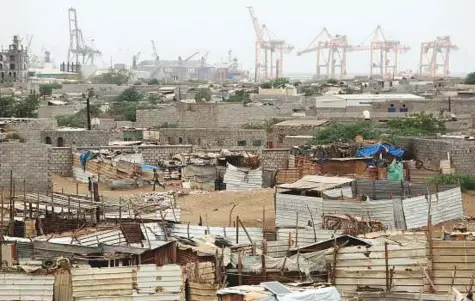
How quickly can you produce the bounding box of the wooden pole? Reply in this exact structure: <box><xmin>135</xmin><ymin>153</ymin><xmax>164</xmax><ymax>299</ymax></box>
<box><xmin>1</xmin><ymin>187</ymin><xmax>3</xmax><ymax>234</ymax></box>
<box><xmin>262</xmin><ymin>205</ymin><xmax>266</xmax><ymax>236</ymax></box>
<box><xmin>385</xmin><ymin>242</ymin><xmax>389</xmax><ymax>292</ymax></box>
<box><xmin>307</xmin><ymin>204</ymin><xmax>317</xmax><ymax>242</ymax></box>
<box><xmin>261</xmin><ymin>254</ymin><xmax>267</xmax><ymax>281</ymax></box>
<box><xmin>23</xmin><ymin>179</ymin><xmax>26</xmax><ymax>220</ymax></box>
<box><xmin>9</xmin><ymin>170</ymin><xmax>13</xmax><ymax>236</ymax></box>
<box><xmin>295</xmin><ymin>212</ymin><xmax>299</xmax><ymax>247</ymax></box>
<box><xmin>36</xmin><ymin>189</ymin><xmax>40</xmax><ymax>218</ymax></box>
<box><xmin>238</xmin><ymin>251</ymin><xmax>243</xmax><ymax>285</ymax></box>
<box><xmin>426</xmin><ymin>188</ymin><xmax>435</xmax><ymax>292</ymax></box>
<box><xmin>238</xmin><ymin>218</ymin><xmax>253</xmax><ymax>245</ymax></box>
<box><xmin>235</xmin><ymin>215</ymin><xmax>239</xmax><ymax>244</ymax></box>
<box><xmin>76</xmin><ymin>182</ymin><xmax>79</xmax><ymax>196</ymax></box>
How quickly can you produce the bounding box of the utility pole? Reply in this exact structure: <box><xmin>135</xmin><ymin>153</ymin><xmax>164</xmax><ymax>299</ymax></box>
<box><xmin>86</xmin><ymin>88</ymin><xmax>94</xmax><ymax>130</ymax></box>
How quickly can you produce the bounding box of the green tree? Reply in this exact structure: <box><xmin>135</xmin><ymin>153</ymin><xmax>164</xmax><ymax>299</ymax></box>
<box><xmin>91</xmin><ymin>68</ymin><xmax>132</xmax><ymax>85</ymax></box>
<box><xmin>148</xmin><ymin>78</ymin><xmax>160</xmax><ymax>85</ymax></box>
<box><xmin>0</xmin><ymin>94</ymin><xmax>40</xmax><ymax>118</ymax></box>
<box><xmin>56</xmin><ymin>105</ymin><xmax>101</xmax><ymax>128</ymax></box>
<box><xmin>464</xmin><ymin>72</ymin><xmax>475</xmax><ymax>85</ymax></box>
<box><xmin>226</xmin><ymin>90</ymin><xmax>250</xmax><ymax>103</ymax></box>
<box><xmin>194</xmin><ymin>88</ymin><xmax>212</xmax><ymax>102</ymax></box>
<box><xmin>108</xmin><ymin>102</ymin><xmax>137</xmax><ymax>122</ymax></box>
<box><xmin>117</xmin><ymin>87</ymin><xmax>143</xmax><ymax>102</ymax></box>
<box><xmin>259</xmin><ymin>77</ymin><xmax>290</xmax><ymax>89</ymax></box>
<box><xmin>327</xmin><ymin>78</ymin><xmax>338</xmax><ymax>85</ymax></box>
<box><xmin>39</xmin><ymin>83</ymin><xmax>61</xmax><ymax>96</ymax></box>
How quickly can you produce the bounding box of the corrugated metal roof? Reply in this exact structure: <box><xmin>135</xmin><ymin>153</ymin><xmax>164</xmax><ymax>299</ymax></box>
<box><xmin>141</xmin><ymin>223</ymin><xmax>263</xmax><ymax>245</ymax></box>
<box><xmin>403</xmin><ymin>187</ymin><xmax>463</xmax><ymax>229</ymax></box>
<box><xmin>135</xmin><ymin>264</ymin><xmax>182</xmax><ymax>298</ymax></box>
<box><xmin>0</xmin><ymin>272</ymin><xmax>55</xmax><ymax>301</ymax></box>
<box><xmin>277</xmin><ymin>228</ymin><xmax>343</xmax><ymax>248</ymax></box>
<box><xmin>224</xmin><ymin>164</ymin><xmax>262</xmax><ymax>192</ymax></box>
<box><xmin>45</xmin><ymin>228</ymin><xmax>127</xmax><ymax>247</ymax></box>
<box><xmin>278</xmin><ymin>175</ymin><xmax>354</xmax><ymax>192</ymax></box>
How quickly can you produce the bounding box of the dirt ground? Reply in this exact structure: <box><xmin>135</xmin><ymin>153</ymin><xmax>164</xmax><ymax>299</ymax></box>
<box><xmin>52</xmin><ymin>175</ymin><xmax>275</xmax><ymax>228</ymax></box>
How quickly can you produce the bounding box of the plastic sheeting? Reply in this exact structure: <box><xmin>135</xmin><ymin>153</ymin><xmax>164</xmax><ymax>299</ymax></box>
<box><xmin>387</xmin><ymin>159</ymin><xmax>403</xmax><ymax>181</ymax></box>
<box><xmin>356</xmin><ymin>143</ymin><xmax>404</xmax><ymax>158</ymax></box>
<box><xmin>277</xmin><ymin>287</ymin><xmax>341</xmax><ymax>301</ymax></box>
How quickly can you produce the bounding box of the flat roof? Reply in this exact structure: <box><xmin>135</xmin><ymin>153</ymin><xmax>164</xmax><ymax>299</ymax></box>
<box><xmin>278</xmin><ymin>175</ymin><xmax>354</xmax><ymax>192</ymax></box>
<box><xmin>273</xmin><ymin>119</ymin><xmax>329</xmax><ymax>127</ymax></box>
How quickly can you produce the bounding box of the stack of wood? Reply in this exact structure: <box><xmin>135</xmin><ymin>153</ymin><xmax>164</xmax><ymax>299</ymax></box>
<box><xmin>322</xmin><ymin>214</ymin><xmax>385</xmax><ymax>236</ymax></box>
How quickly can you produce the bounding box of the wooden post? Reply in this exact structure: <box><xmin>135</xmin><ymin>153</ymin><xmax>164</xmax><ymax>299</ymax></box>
<box><xmin>262</xmin><ymin>206</ymin><xmax>266</xmax><ymax>237</ymax></box>
<box><xmin>119</xmin><ymin>198</ymin><xmax>122</xmax><ymax>222</ymax></box>
<box><xmin>400</xmin><ymin>180</ymin><xmax>404</xmax><ymax>200</ymax></box>
<box><xmin>36</xmin><ymin>189</ymin><xmax>40</xmax><ymax>218</ymax></box>
<box><xmin>9</xmin><ymin>170</ymin><xmax>14</xmax><ymax>237</ymax></box>
<box><xmin>238</xmin><ymin>218</ymin><xmax>253</xmax><ymax>245</ymax></box>
<box><xmin>307</xmin><ymin>204</ymin><xmax>317</xmax><ymax>242</ymax></box>
<box><xmin>187</xmin><ymin>222</ymin><xmax>190</xmax><ymax>239</ymax></box>
<box><xmin>50</xmin><ymin>189</ymin><xmax>54</xmax><ymax>216</ymax></box>
<box><xmin>101</xmin><ymin>196</ymin><xmax>105</xmax><ymax>222</ymax></box>
<box><xmin>68</xmin><ymin>196</ymin><xmax>71</xmax><ymax>214</ymax></box>
<box><xmin>235</xmin><ymin>215</ymin><xmax>239</xmax><ymax>244</ymax></box>
<box><xmin>426</xmin><ymin>188</ymin><xmax>435</xmax><ymax>292</ymax></box>
<box><xmin>76</xmin><ymin>182</ymin><xmax>79</xmax><ymax>196</ymax></box>
<box><xmin>1</xmin><ymin>187</ymin><xmax>3</xmax><ymax>234</ymax></box>
<box><xmin>215</xmin><ymin>249</ymin><xmax>221</xmax><ymax>286</ymax></box>
<box><xmin>295</xmin><ymin>212</ymin><xmax>299</xmax><ymax>247</ymax></box>
<box><xmin>23</xmin><ymin>179</ymin><xmax>26</xmax><ymax>220</ymax></box>
<box><xmin>238</xmin><ymin>251</ymin><xmax>243</xmax><ymax>285</ymax></box>
<box><xmin>261</xmin><ymin>254</ymin><xmax>267</xmax><ymax>281</ymax></box>
<box><xmin>385</xmin><ymin>242</ymin><xmax>389</xmax><ymax>292</ymax></box>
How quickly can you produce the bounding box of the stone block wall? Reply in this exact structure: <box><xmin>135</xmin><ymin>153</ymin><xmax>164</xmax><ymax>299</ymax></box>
<box><xmin>1</xmin><ymin>118</ymin><xmax>58</xmax><ymax>143</ymax></box>
<box><xmin>38</xmin><ymin>104</ymin><xmax>84</xmax><ymax>118</ymax></box>
<box><xmin>158</xmin><ymin>128</ymin><xmax>267</xmax><ymax>150</ymax></box>
<box><xmin>49</xmin><ymin>147</ymin><xmax>73</xmax><ymax>176</ymax></box>
<box><xmin>41</xmin><ymin>130</ymin><xmax>111</xmax><ymax>147</ymax></box>
<box><xmin>261</xmin><ymin>149</ymin><xmax>290</xmax><ymax>171</ymax></box>
<box><xmin>139</xmin><ymin>145</ymin><xmax>193</xmax><ymax>164</ymax></box>
<box><xmin>0</xmin><ymin>141</ymin><xmax>51</xmax><ymax>193</ymax></box>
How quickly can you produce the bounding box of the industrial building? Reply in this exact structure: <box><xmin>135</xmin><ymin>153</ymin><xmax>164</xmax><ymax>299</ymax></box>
<box><xmin>0</xmin><ymin>36</ymin><xmax>29</xmax><ymax>83</ymax></box>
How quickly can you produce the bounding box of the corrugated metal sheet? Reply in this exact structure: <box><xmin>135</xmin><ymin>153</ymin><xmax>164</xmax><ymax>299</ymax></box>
<box><xmin>277</xmin><ymin>228</ymin><xmax>342</xmax><ymax>248</ymax></box>
<box><xmin>328</xmin><ymin>242</ymin><xmax>428</xmax><ymax>293</ymax></box>
<box><xmin>105</xmin><ymin>208</ymin><xmax>181</xmax><ymax>223</ymax></box>
<box><xmin>54</xmin><ymin>270</ymin><xmax>73</xmax><ymax>301</ymax></box>
<box><xmin>275</xmin><ymin>194</ymin><xmax>323</xmax><ymax>228</ymax></box>
<box><xmin>0</xmin><ymin>272</ymin><xmax>55</xmax><ymax>301</ymax></box>
<box><xmin>355</xmin><ymin>179</ymin><xmax>457</xmax><ymax>199</ymax></box>
<box><xmin>71</xmin><ymin>265</ymin><xmax>183</xmax><ymax>301</ymax></box>
<box><xmin>135</xmin><ymin>264</ymin><xmax>182</xmax><ymax>300</ymax></box>
<box><xmin>277</xmin><ymin>194</ymin><xmax>396</xmax><ymax>229</ymax></box>
<box><xmin>341</xmin><ymin>291</ymin><xmax>450</xmax><ymax>301</ymax></box>
<box><xmin>403</xmin><ymin>187</ymin><xmax>463</xmax><ymax>229</ymax></box>
<box><xmin>73</xmin><ymin>167</ymin><xmax>94</xmax><ymax>183</ymax></box>
<box><xmin>266</xmin><ymin>240</ymin><xmax>290</xmax><ymax>258</ymax></box>
<box><xmin>71</xmin><ymin>266</ymin><xmax>134</xmax><ymax>300</ymax></box>
<box><xmin>224</xmin><ymin>164</ymin><xmax>262</xmax><ymax>191</ymax></box>
<box><xmin>47</xmin><ymin>229</ymin><xmax>127</xmax><ymax>247</ymax></box>
<box><xmin>322</xmin><ymin>186</ymin><xmax>353</xmax><ymax>199</ymax></box>
<box><xmin>432</xmin><ymin>240</ymin><xmax>475</xmax><ymax>293</ymax></box>
<box><xmin>141</xmin><ymin>223</ymin><xmax>263</xmax><ymax>245</ymax></box>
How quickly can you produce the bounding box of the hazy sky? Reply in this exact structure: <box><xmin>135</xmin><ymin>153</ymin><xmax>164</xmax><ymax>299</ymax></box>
<box><xmin>2</xmin><ymin>0</ymin><xmax>472</xmax><ymax>75</ymax></box>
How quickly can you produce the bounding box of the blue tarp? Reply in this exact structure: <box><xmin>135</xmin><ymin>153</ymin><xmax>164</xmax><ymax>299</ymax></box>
<box><xmin>356</xmin><ymin>143</ymin><xmax>404</xmax><ymax>158</ymax></box>
<box><xmin>140</xmin><ymin>163</ymin><xmax>185</xmax><ymax>171</ymax></box>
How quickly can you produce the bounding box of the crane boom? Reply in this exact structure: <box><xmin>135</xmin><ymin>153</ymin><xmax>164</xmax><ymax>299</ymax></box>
<box><xmin>151</xmin><ymin>40</ymin><xmax>158</xmax><ymax>60</ymax></box>
<box><xmin>246</xmin><ymin>6</ymin><xmax>263</xmax><ymax>42</ymax></box>
<box><xmin>184</xmin><ymin>51</ymin><xmax>200</xmax><ymax>61</ymax></box>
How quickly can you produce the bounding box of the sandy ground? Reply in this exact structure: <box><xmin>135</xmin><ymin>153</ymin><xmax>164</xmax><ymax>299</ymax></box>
<box><xmin>52</xmin><ymin>175</ymin><xmax>275</xmax><ymax>228</ymax></box>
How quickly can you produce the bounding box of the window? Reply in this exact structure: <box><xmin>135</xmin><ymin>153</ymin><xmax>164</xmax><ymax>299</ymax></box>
<box><xmin>278</xmin><ymin>134</ymin><xmax>285</xmax><ymax>143</ymax></box>
<box><xmin>237</xmin><ymin>140</ymin><xmax>247</xmax><ymax>146</ymax></box>
<box><xmin>9</xmin><ymin>55</ymin><xmax>15</xmax><ymax>61</ymax></box>
<box><xmin>167</xmin><ymin>137</ymin><xmax>174</xmax><ymax>145</ymax></box>
<box><xmin>164</xmin><ymin>67</ymin><xmax>173</xmax><ymax>73</ymax></box>
<box><xmin>178</xmin><ymin>137</ymin><xmax>183</xmax><ymax>144</ymax></box>
<box><xmin>0</xmin><ymin>55</ymin><xmax>2</xmax><ymax>61</ymax></box>
<box><xmin>57</xmin><ymin>137</ymin><xmax>64</xmax><ymax>147</ymax></box>
<box><xmin>187</xmin><ymin>137</ymin><xmax>194</xmax><ymax>144</ymax></box>
<box><xmin>388</xmin><ymin>103</ymin><xmax>396</xmax><ymax>113</ymax></box>
<box><xmin>45</xmin><ymin>137</ymin><xmax>52</xmax><ymax>145</ymax></box>
<box><xmin>252</xmin><ymin>140</ymin><xmax>262</xmax><ymax>147</ymax></box>
<box><xmin>188</xmin><ymin>68</ymin><xmax>195</xmax><ymax>73</ymax></box>
<box><xmin>399</xmin><ymin>104</ymin><xmax>408</xmax><ymax>113</ymax></box>
<box><xmin>9</xmin><ymin>64</ymin><xmax>15</xmax><ymax>70</ymax></box>
<box><xmin>0</xmin><ymin>63</ymin><xmax>3</xmax><ymax>70</ymax></box>
<box><xmin>217</xmin><ymin>139</ymin><xmax>223</xmax><ymax>147</ymax></box>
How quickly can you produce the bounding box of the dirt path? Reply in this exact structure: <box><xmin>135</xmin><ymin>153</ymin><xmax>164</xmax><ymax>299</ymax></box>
<box><xmin>52</xmin><ymin>175</ymin><xmax>275</xmax><ymax>228</ymax></box>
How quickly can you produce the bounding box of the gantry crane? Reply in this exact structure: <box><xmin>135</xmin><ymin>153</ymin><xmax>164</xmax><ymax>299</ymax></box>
<box><xmin>297</xmin><ymin>28</ymin><xmax>348</xmax><ymax>79</ymax></box>
<box><xmin>419</xmin><ymin>36</ymin><xmax>458</xmax><ymax>78</ymax></box>
<box><xmin>349</xmin><ymin>26</ymin><xmax>410</xmax><ymax>79</ymax></box>
<box><xmin>67</xmin><ymin>8</ymin><xmax>102</xmax><ymax>65</ymax></box>
<box><xmin>246</xmin><ymin>6</ymin><xmax>293</xmax><ymax>82</ymax></box>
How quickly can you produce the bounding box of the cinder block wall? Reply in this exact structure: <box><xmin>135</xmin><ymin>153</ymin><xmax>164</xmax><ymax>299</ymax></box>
<box><xmin>158</xmin><ymin>128</ymin><xmax>267</xmax><ymax>150</ymax></box>
<box><xmin>1</xmin><ymin>118</ymin><xmax>58</xmax><ymax>143</ymax></box>
<box><xmin>0</xmin><ymin>141</ymin><xmax>51</xmax><ymax>193</ymax></box>
<box><xmin>139</xmin><ymin>145</ymin><xmax>193</xmax><ymax>164</ymax></box>
<box><xmin>261</xmin><ymin>149</ymin><xmax>290</xmax><ymax>171</ymax></box>
<box><xmin>49</xmin><ymin>147</ymin><xmax>73</xmax><ymax>176</ymax></box>
<box><xmin>41</xmin><ymin>130</ymin><xmax>111</xmax><ymax>147</ymax></box>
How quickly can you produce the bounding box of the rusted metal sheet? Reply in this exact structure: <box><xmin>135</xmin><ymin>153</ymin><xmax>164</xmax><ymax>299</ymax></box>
<box><xmin>403</xmin><ymin>187</ymin><xmax>463</xmax><ymax>229</ymax></box>
<box><xmin>0</xmin><ymin>272</ymin><xmax>55</xmax><ymax>301</ymax></box>
<box><xmin>327</xmin><ymin>243</ymin><xmax>428</xmax><ymax>293</ymax></box>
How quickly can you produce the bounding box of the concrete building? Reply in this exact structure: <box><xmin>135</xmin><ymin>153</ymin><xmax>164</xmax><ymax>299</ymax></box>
<box><xmin>268</xmin><ymin>119</ymin><xmax>329</xmax><ymax>148</ymax></box>
<box><xmin>41</xmin><ymin>129</ymin><xmax>111</xmax><ymax>147</ymax></box>
<box><xmin>0</xmin><ymin>36</ymin><xmax>29</xmax><ymax>83</ymax></box>
<box><xmin>138</xmin><ymin>58</ymin><xmax>215</xmax><ymax>82</ymax></box>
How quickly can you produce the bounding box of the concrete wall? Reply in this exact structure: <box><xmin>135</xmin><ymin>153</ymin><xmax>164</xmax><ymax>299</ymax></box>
<box><xmin>0</xmin><ymin>141</ymin><xmax>51</xmax><ymax>192</ymax></box>
<box><xmin>268</xmin><ymin>123</ymin><xmax>321</xmax><ymax>148</ymax></box>
<box><xmin>261</xmin><ymin>149</ymin><xmax>290</xmax><ymax>171</ymax></box>
<box><xmin>158</xmin><ymin>128</ymin><xmax>267</xmax><ymax>150</ymax></box>
<box><xmin>399</xmin><ymin>137</ymin><xmax>475</xmax><ymax>175</ymax></box>
<box><xmin>282</xmin><ymin>136</ymin><xmax>313</xmax><ymax>147</ymax></box>
<box><xmin>136</xmin><ymin>102</ymin><xmax>295</xmax><ymax>128</ymax></box>
<box><xmin>1</xmin><ymin>118</ymin><xmax>57</xmax><ymax>143</ymax></box>
<box><xmin>41</xmin><ymin>130</ymin><xmax>110</xmax><ymax>147</ymax></box>
<box><xmin>49</xmin><ymin>147</ymin><xmax>73</xmax><ymax>176</ymax></box>
<box><xmin>38</xmin><ymin>104</ymin><xmax>84</xmax><ymax>118</ymax></box>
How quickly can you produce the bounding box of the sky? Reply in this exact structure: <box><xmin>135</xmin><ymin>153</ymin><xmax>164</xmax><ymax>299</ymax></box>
<box><xmin>2</xmin><ymin>0</ymin><xmax>472</xmax><ymax>76</ymax></box>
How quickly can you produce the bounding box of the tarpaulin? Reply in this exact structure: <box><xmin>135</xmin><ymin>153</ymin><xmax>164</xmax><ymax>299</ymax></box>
<box><xmin>356</xmin><ymin>143</ymin><xmax>404</xmax><ymax>158</ymax></box>
<box><xmin>387</xmin><ymin>159</ymin><xmax>403</xmax><ymax>181</ymax></box>
<box><xmin>276</xmin><ymin>287</ymin><xmax>341</xmax><ymax>301</ymax></box>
